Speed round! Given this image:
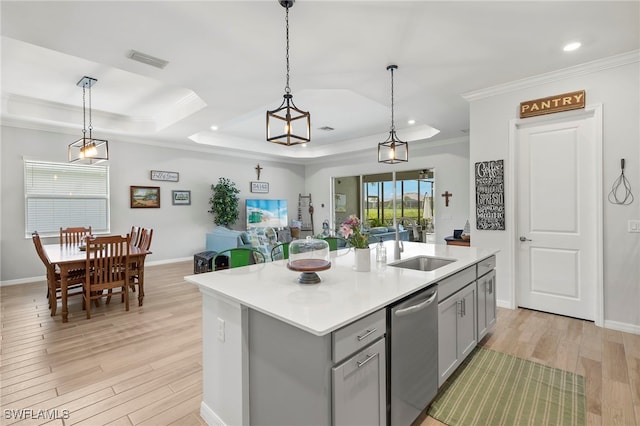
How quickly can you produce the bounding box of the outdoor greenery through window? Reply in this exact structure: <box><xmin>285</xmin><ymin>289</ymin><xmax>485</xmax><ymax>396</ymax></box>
<box><xmin>363</xmin><ymin>170</ymin><xmax>434</xmax><ymax>228</ymax></box>
<box><xmin>24</xmin><ymin>160</ymin><xmax>110</xmax><ymax>237</ymax></box>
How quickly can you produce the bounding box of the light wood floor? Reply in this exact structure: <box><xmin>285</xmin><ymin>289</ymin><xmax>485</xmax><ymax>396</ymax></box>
<box><xmin>2</xmin><ymin>261</ymin><xmax>639</xmax><ymax>426</ymax></box>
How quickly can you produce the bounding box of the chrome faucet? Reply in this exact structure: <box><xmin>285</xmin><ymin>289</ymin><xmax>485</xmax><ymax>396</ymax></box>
<box><xmin>393</xmin><ymin>228</ymin><xmax>404</xmax><ymax>260</ymax></box>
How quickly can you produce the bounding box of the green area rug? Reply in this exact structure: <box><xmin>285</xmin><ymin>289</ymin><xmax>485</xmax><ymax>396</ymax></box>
<box><xmin>428</xmin><ymin>347</ymin><xmax>586</xmax><ymax>426</ymax></box>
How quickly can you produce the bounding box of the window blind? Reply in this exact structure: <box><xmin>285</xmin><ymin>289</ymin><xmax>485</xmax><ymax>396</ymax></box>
<box><xmin>24</xmin><ymin>160</ymin><xmax>110</xmax><ymax>237</ymax></box>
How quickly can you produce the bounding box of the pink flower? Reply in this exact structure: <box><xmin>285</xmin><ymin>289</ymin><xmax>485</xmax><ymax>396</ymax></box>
<box><xmin>340</xmin><ymin>225</ymin><xmax>353</xmax><ymax>239</ymax></box>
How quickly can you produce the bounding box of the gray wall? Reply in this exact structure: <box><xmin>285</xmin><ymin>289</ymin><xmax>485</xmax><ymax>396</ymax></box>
<box><xmin>305</xmin><ymin>138</ymin><xmax>471</xmax><ymax>246</ymax></box>
<box><xmin>468</xmin><ymin>52</ymin><xmax>640</xmax><ymax>331</ymax></box>
<box><xmin>1</xmin><ymin>125</ymin><xmax>305</xmax><ymax>282</ymax></box>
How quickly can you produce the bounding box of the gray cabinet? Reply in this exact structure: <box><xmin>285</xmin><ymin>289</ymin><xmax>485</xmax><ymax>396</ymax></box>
<box><xmin>332</xmin><ymin>338</ymin><xmax>386</xmax><ymax>426</ymax></box>
<box><xmin>438</xmin><ymin>282</ymin><xmax>477</xmax><ymax>386</ymax></box>
<box><xmin>248</xmin><ymin>308</ymin><xmax>386</xmax><ymax>426</ymax></box>
<box><xmin>477</xmin><ymin>269</ymin><xmax>497</xmax><ymax>341</ymax></box>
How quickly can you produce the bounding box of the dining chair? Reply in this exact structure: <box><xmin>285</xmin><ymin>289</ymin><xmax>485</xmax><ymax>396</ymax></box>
<box><xmin>128</xmin><ymin>227</ymin><xmax>153</xmax><ymax>306</ymax></box>
<box><xmin>84</xmin><ymin>234</ymin><xmax>131</xmax><ymax>319</ymax></box>
<box><xmin>214</xmin><ymin>248</ymin><xmax>265</xmax><ymax>269</ymax></box>
<box><xmin>60</xmin><ymin>226</ymin><xmax>92</xmax><ymax>245</ymax></box>
<box><xmin>271</xmin><ymin>242</ymin><xmax>290</xmax><ymax>261</ymax></box>
<box><xmin>130</xmin><ymin>225</ymin><xmax>142</xmax><ymax>247</ymax></box>
<box><xmin>32</xmin><ymin>231</ymin><xmax>85</xmax><ymax>316</ymax></box>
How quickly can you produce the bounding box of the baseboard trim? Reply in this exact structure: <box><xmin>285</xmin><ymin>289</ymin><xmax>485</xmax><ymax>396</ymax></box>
<box><xmin>497</xmin><ymin>299</ymin><xmax>513</xmax><ymax>309</ymax></box>
<box><xmin>200</xmin><ymin>401</ymin><xmax>225</xmax><ymax>426</ymax></box>
<box><xmin>603</xmin><ymin>319</ymin><xmax>640</xmax><ymax>335</ymax></box>
<box><xmin>0</xmin><ymin>257</ymin><xmax>193</xmax><ymax>287</ymax></box>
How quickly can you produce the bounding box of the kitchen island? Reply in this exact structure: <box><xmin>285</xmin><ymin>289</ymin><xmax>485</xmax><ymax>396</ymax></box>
<box><xmin>186</xmin><ymin>241</ymin><xmax>497</xmax><ymax>426</ymax></box>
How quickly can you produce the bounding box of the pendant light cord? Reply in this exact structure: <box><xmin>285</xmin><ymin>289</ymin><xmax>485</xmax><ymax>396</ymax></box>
<box><xmin>284</xmin><ymin>5</ymin><xmax>291</xmax><ymax>95</ymax></box>
<box><xmin>390</xmin><ymin>66</ymin><xmax>395</xmax><ymax>132</ymax></box>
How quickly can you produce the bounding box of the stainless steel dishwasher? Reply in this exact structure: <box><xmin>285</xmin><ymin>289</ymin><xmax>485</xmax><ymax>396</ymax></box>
<box><xmin>388</xmin><ymin>284</ymin><xmax>438</xmax><ymax>426</ymax></box>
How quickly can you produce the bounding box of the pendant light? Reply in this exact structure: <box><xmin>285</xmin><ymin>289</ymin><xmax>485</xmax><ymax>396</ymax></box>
<box><xmin>266</xmin><ymin>0</ymin><xmax>311</xmax><ymax>146</ymax></box>
<box><xmin>68</xmin><ymin>76</ymin><xmax>109</xmax><ymax>164</ymax></box>
<box><xmin>378</xmin><ymin>65</ymin><xmax>408</xmax><ymax>164</ymax></box>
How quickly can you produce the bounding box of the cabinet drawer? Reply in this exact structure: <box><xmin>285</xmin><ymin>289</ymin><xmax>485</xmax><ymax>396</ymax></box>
<box><xmin>332</xmin><ymin>309</ymin><xmax>386</xmax><ymax>362</ymax></box>
<box><xmin>477</xmin><ymin>255</ymin><xmax>496</xmax><ymax>278</ymax></box>
<box><xmin>437</xmin><ymin>266</ymin><xmax>476</xmax><ymax>302</ymax></box>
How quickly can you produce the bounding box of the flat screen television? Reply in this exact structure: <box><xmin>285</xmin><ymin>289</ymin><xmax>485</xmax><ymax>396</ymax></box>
<box><xmin>246</xmin><ymin>199</ymin><xmax>288</xmax><ymax>229</ymax></box>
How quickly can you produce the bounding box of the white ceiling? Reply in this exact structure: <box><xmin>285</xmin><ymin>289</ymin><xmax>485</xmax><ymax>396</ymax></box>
<box><xmin>2</xmin><ymin>1</ymin><xmax>639</xmax><ymax>163</ymax></box>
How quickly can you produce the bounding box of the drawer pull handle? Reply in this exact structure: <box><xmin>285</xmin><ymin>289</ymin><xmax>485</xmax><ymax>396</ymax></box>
<box><xmin>357</xmin><ymin>328</ymin><xmax>377</xmax><ymax>341</ymax></box>
<box><xmin>357</xmin><ymin>352</ymin><xmax>379</xmax><ymax>368</ymax></box>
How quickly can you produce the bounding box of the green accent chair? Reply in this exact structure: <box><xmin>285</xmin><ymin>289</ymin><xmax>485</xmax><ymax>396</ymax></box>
<box><xmin>323</xmin><ymin>237</ymin><xmax>348</xmax><ymax>251</ymax></box>
<box><xmin>271</xmin><ymin>243</ymin><xmax>290</xmax><ymax>261</ymax></box>
<box><xmin>214</xmin><ymin>248</ymin><xmax>265</xmax><ymax>269</ymax></box>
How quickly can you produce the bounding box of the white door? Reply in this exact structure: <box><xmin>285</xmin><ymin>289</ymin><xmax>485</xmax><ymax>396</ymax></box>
<box><xmin>516</xmin><ymin>108</ymin><xmax>601</xmax><ymax>321</ymax></box>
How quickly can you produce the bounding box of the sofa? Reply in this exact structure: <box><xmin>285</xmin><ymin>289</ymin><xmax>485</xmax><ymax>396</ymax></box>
<box><xmin>205</xmin><ymin>227</ymin><xmax>252</xmax><ymax>253</ymax></box>
<box><xmin>367</xmin><ymin>226</ymin><xmax>410</xmax><ymax>244</ymax></box>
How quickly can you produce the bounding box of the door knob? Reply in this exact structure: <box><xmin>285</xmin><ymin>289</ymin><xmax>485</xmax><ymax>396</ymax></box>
<box><xmin>519</xmin><ymin>236</ymin><xmax>532</xmax><ymax>242</ymax></box>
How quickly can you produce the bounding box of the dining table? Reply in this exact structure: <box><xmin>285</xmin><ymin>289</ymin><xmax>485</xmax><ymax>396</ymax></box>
<box><xmin>44</xmin><ymin>242</ymin><xmax>151</xmax><ymax>322</ymax></box>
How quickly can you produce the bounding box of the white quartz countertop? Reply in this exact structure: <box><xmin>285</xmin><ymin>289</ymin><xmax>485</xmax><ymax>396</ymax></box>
<box><xmin>185</xmin><ymin>241</ymin><xmax>497</xmax><ymax>336</ymax></box>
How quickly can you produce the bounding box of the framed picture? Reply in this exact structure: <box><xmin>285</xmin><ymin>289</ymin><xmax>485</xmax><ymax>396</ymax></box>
<box><xmin>130</xmin><ymin>186</ymin><xmax>160</xmax><ymax>208</ymax></box>
<box><xmin>150</xmin><ymin>170</ymin><xmax>179</xmax><ymax>182</ymax></box>
<box><xmin>250</xmin><ymin>181</ymin><xmax>269</xmax><ymax>193</ymax></box>
<box><xmin>335</xmin><ymin>193</ymin><xmax>347</xmax><ymax>212</ymax></box>
<box><xmin>172</xmin><ymin>190</ymin><xmax>191</xmax><ymax>205</ymax></box>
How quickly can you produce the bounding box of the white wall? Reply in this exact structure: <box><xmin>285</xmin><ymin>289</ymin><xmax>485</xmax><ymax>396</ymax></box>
<box><xmin>0</xmin><ymin>125</ymin><xmax>305</xmax><ymax>282</ymax></box>
<box><xmin>305</xmin><ymin>137</ymin><xmax>470</xmax><ymax>245</ymax></box>
<box><xmin>468</xmin><ymin>52</ymin><xmax>640</xmax><ymax>330</ymax></box>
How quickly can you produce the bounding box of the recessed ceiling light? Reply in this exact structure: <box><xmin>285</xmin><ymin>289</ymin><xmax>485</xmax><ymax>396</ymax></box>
<box><xmin>563</xmin><ymin>42</ymin><xmax>581</xmax><ymax>52</ymax></box>
<box><xmin>408</xmin><ymin>119</ymin><xmax>416</xmax><ymax>125</ymax></box>
<box><xmin>301</xmin><ymin>143</ymin><xmax>307</xmax><ymax>148</ymax></box>
<box><xmin>210</xmin><ymin>125</ymin><xmax>218</xmax><ymax>131</ymax></box>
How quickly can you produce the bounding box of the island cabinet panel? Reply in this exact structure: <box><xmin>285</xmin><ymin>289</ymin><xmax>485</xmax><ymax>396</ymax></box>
<box><xmin>248</xmin><ymin>308</ymin><xmax>387</xmax><ymax>426</ymax></box>
<box><xmin>249</xmin><ymin>309</ymin><xmax>332</xmax><ymax>426</ymax></box>
<box><xmin>477</xmin><ymin>269</ymin><xmax>497</xmax><ymax>341</ymax></box>
<box><xmin>332</xmin><ymin>338</ymin><xmax>386</xmax><ymax>426</ymax></box>
<box><xmin>437</xmin><ymin>282</ymin><xmax>477</xmax><ymax>386</ymax></box>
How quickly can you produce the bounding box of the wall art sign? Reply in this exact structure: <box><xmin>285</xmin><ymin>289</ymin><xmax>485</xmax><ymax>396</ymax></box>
<box><xmin>475</xmin><ymin>160</ymin><xmax>505</xmax><ymax>230</ymax></box>
<box><xmin>250</xmin><ymin>181</ymin><xmax>269</xmax><ymax>193</ymax></box>
<box><xmin>150</xmin><ymin>170</ymin><xmax>179</xmax><ymax>182</ymax></box>
<box><xmin>519</xmin><ymin>90</ymin><xmax>585</xmax><ymax>118</ymax></box>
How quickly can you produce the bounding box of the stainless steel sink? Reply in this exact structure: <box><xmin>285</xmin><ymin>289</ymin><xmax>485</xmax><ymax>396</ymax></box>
<box><xmin>389</xmin><ymin>255</ymin><xmax>456</xmax><ymax>271</ymax></box>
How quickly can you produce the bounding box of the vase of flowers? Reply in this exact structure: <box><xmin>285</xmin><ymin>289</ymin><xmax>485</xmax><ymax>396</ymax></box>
<box><xmin>340</xmin><ymin>215</ymin><xmax>370</xmax><ymax>272</ymax></box>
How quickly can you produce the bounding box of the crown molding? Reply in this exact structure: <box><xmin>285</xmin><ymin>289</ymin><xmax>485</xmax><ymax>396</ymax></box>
<box><xmin>462</xmin><ymin>50</ymin><xmax>640</xmax><ymax>102</ymax></box>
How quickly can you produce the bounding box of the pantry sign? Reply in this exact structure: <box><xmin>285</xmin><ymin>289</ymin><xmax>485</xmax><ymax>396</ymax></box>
<box><xmin>519</xmin><ymin>90</ymin><xmax>585</xmax><ymax>118</ymax></box>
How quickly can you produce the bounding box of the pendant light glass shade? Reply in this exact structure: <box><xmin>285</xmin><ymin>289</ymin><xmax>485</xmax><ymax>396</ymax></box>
<box><xmin>68</xmin><ymin>76</ymin><xmax>109</xmax><ymax>164</ymax></box>
<box><xmin>378</xmin><ymin>65</ymin><xmax>408</xmax><ymax>164</ymax></box>
<box><xmin>266</xmin><ymin>0</ymin><xmax>310</xmax><ymax>146</ymax></box>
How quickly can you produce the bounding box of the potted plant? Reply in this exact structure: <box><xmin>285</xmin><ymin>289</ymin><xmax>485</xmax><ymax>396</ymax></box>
<box><xmin>209</xmin><ymin>177</ymin><xmax>240</xmax><ymax>228</ymax></box>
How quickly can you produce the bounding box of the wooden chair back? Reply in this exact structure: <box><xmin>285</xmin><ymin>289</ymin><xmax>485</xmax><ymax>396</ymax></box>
<box><xmin>271</xmin><ymin>242</ymin><xmax>290</xmax><ymax>261</ymax></box>
<box><xmin>32</xmin><ymin>231</ymin><xmax>51</xmax><ymax>269</ymax></box>
<box><xmin>130</xmin><ymin>226</ymin><xmax>141</xmax><ymax>247</ymax></box>
<box><xmin>137</xmin><ymin>228</ymin><xmax>153</xmax><ymax>251</ymax></box>
<box><xmin>84</xmin><ymin>234</ymin><xmax>130</xmax><ymax>319</ymax></box>
<box><xmin>214</xmin><ymin>248</ymin><xmax>265</xmax><ymax>269</ymax></box>
<box><xmin>33</xmin><ymin>231</ymin><xmax>85</xmax><ymax>316</ymax></box>
<box><xmin>60</xmin><ymin>226</ymin><xmax>92</xmax><ymax>245</ymax></box>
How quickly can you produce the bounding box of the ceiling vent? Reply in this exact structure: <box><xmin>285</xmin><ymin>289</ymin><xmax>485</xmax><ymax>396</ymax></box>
<box><xmin>127</xmin><ymin>50</ymin><xmax>169</xmax><ymax>69</ymax></box>
<box><xmin>319</xmin><ymin>126</ymin><xmax>335</xmax><ymax>131</ymax></box>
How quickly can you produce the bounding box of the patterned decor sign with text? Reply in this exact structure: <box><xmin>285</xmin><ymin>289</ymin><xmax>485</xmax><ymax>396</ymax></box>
<box><xmin>475</xmin><ymin>160</ymin><xmax>505</xmax><ymax>230</ymax></box>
